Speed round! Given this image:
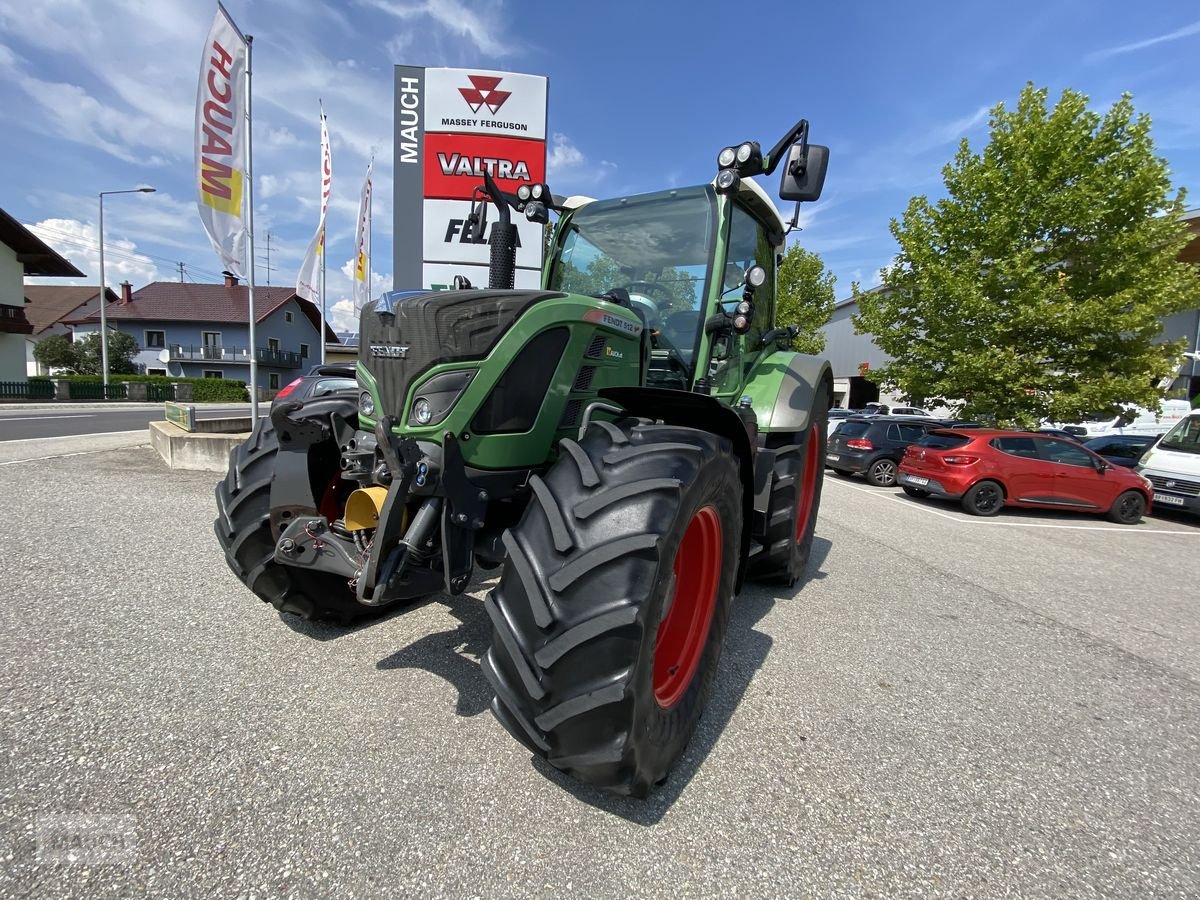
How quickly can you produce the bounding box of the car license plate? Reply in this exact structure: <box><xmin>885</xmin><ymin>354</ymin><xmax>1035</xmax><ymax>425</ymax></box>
<box><xmin>905</xmin><ymin>475</ymin><xmax>929</xmax><ymax>486</ymax></box>
<box><xmin>826</xmin><ymin>453</ymin><xmax>839</xmax><ymax>462</ymax></box>
<box><xmin>1154</xmin><ymin>493</ymin><xmax>1185</xmax><ymax>507</ymax></box>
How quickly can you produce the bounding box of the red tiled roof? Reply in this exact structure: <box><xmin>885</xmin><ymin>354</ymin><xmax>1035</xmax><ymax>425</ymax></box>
<box><xmin>23</xmin><ymin>286</ymin><xmax>117</xmax><ymax>334</ymax></box>
<box><xmin>73</xmin><ymin>282</ymin><xmax>338</xmax><ymax>342</ymax></box>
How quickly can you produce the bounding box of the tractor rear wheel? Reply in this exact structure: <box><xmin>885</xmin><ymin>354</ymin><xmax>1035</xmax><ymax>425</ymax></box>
<box><xmin>483</xmin><ymin>418</ymin><xmax>741</xmax><ymax>797</ymax></box>
<box><xmin>214</xmin><ymin>412</ymin><xmax>383</xmax><ymax>623</ymax></box>
<box><xmin>747</xmin><ymin>381</ymin><xmax>830</xmax><ymax>586</ymax></box>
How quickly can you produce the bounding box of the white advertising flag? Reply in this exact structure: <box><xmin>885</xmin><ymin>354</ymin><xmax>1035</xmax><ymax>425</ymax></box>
<box><xmin>353</xmin><ymin>157</ymin><xmax>373</xmax><ymax>310</ymax></box>
<box><xmin>195</xmin><ymin>3</ymin><xmax>249</xmax><ymax>277</ymax></box>
<box><xmin>296</xmin><ymin>106</ymin><xmax>332</xmax><ymax>302</ymax></box>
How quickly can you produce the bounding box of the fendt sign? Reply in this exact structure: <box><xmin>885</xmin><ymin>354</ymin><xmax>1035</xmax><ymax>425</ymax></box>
<box><xmin>393</xmin><ymin>66</ymin><xmax>548</xmax><ymax>291</ymax></box>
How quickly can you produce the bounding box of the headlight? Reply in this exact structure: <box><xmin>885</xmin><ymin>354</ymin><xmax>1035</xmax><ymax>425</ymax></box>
<box><xmin>717</xmin><ymin>146</ymin><xmax>736</xmax><ymax>168</ymax></box>
<box><xmin>412</xmin><ymin>398</ymin><xmax>433</xmax><ymax>425</ymax></box>
<box><xmin>736</xmin><ymin>142</ymin><xmax>754</xmax><ymax>163</ymax></box>
<box><xmin>746</xmin><ymin>264</ymin><xmax>767</xmax><ymax>288</ymax></box>
<box><xmin>358</xmin><ymin>391</ymin><xmax>375</xmax><ymax>417</ymax></box>
<box><xmin>530</xmin><ymin>183</ymin><xmax>544</xmax><ymax>200</ymax></box>
<box><xmin>517</xmin><ymin>184</ymin><xmax>531</xmax><ymax>201</ymax></box>
<box><xmin>715</xmin><ymin>168</ymin><xmax>739</xmax><ymax>193</ymax></box>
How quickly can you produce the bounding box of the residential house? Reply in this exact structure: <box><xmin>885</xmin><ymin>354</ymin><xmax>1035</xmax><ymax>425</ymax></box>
<box><xmin>0</xmin><ymin>207</ymin><xmax>83</xmax><ymax>381</ymax></box>
<box><xmin>69</xmin><ymin>274</ymin><xmax>338</xmax><ymax>393</ymax></box>
<box><xmin>23</xmin><ymin>285</ymin><xmax>119</xmax><ymax>375</ymax></box>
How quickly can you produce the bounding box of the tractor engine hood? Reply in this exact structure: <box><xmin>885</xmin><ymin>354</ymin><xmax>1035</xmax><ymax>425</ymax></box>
<box><xmin>358</xmin><ymin>288</ymin><xmax>565</xmax><ymax>422</ymax></box>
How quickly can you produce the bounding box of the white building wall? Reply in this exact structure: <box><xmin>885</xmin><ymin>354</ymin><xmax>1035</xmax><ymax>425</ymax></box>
<box><xmin>0</xmin><ymin>244</ymin><xmax>28</xmax><ymax>380</ymax></box>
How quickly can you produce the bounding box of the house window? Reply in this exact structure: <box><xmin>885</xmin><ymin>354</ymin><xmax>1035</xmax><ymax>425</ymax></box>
<box><xmin>300</xmin><ymin>342</ymin><xmax>310</xmax><ymax>359</ymax></box>
<box><xmin>268</xmin><ymin>338</ymin><xmax>280</xmax><ymax>352</ymax></box>
<box><xmin>269</xmin><ymin>373</ymin><xmax>280</xmax><ymax>390</ymax></box>
<box><xmin>285</xmin><ymin>311</ymin><xmax>294</xmax><ymax>323</ymax></box>
<box><xmin>203</xmin><ymin>369</ymin><xmax>223</xmax><ymax>379</ymax></box>
<box><xmin>147</xmin><ymin>367</ymin><xmax>167</xmax><ymax>376</ymax></box>
<box><xmin>145</xmin><ymin>330</ymin><xmax>165</xmax><ymax>348</ymax></box>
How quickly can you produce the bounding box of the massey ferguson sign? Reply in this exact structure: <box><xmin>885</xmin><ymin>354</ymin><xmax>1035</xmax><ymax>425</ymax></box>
<box><xmin>393</xmin><ymin>66</ymin><xmax>548</xmax><ymax>290</ymax></box>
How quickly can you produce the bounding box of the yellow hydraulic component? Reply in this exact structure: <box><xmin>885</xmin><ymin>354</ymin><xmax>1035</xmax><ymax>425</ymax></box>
<box><xmin>343</xmin><ymin>486</ymin><xmax>390</xmax><ymax>531</ymax></box>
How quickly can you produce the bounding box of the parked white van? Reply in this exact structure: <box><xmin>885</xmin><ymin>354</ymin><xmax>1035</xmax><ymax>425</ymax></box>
<box><xmin>1049</xmin><ymin>399</ymin><xmax>1191</xmax><ymax>439</ymax></box>
<box><xmin>1136</xmin><ymin>409</ymin><xmax>1200</xmax><ymax>516</ymax></box>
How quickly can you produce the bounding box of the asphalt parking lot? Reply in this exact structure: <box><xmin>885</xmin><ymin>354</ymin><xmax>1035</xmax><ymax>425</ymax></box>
<box><xmin>2</xmin><ymin>436</ymin><xmax>1199</xmax><ymax>897</ymax></box>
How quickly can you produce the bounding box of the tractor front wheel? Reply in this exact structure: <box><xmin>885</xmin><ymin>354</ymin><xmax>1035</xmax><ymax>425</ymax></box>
<box><xmin>746</xmin><ymin>381</ymin><xmax>830</xmax><ymax>586</ymax></box>
<box><xmin>214</xmin><ymin>412</ymin><xmax>387</xmax><ymax>623</ymax></box>
<box><xmin>483</xmin><ymin>418</ymin><xmax>741</xmax><ymax>797</ymax></box>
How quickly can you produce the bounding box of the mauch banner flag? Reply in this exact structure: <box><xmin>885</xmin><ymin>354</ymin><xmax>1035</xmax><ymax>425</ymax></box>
<box><xmin>296</xmin><ymin>106</ymin><xmax>332</xmax><ymax>302</ymax></box>
<box><xmin>195</xmin><ymin>3</ymin><xmax>249</xmax><ymax>277</ymax></box>
<box><xmin>353</xmin><ymin>157</ymin><xmax>373</xmax><ymax>310</ymax></box>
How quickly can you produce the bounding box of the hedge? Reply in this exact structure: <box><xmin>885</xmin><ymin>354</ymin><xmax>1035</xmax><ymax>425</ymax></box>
<box><xmin>32</xmin><ymin>374</ymin><xmax>248</xmax><ymax>402</ymax></box>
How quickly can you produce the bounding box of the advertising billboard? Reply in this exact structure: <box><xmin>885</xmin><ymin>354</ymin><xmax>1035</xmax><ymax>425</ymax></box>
<box><xmin>394</xmin><ymin>66</ymin><xmax>548</xmax><ymax>291</ymax></box>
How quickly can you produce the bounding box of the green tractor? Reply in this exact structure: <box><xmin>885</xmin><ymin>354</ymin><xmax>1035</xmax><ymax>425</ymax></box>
<box><xmin>215</xmin><ymin>119</ymin><xmax>831</xmax><ymax>796</ymax></box>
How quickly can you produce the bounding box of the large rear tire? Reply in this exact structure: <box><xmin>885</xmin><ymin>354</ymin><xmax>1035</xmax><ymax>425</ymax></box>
<box><xmin>214</xmin><ymin>414</ymin><xmax>386</xmax><ymax>623</ymax></box>
<box><xmin>483</xmin><ymin>418</ymin><xmax>741</xmax><ymax>797</ymax></box>
<box><xmin>747</xmin><ymin>381</ymin><xmax>830</xmax><ymax>586</ymax></box>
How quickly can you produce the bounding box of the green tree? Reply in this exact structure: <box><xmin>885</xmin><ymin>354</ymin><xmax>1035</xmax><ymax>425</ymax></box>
<box><xmin>73</xmin><ymin>331</ymin><xmax>140</xmax><ymax>375</ymax></box>
<box><xmin>853</xmin><ymin>84</ymin><xmax>1200</xmax><ymax>427</ymax></box>
<box><xmin>776</xmin><ymin>243</ymin><xmax>836</xmax><ymax>355</ymax></box>
<box><xmin>32</xmin><ymin>334</ymin><xmax>80</xmax><ymax>373</ymax></box>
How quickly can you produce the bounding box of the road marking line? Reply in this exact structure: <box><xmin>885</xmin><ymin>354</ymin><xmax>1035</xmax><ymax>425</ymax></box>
<box><xmin>0</xmin><ymin>444</ymin><xmax>149</xmax><ymax>466</ymax></box>
<box><xmin>823</xmin><ymin>476</ymin><xmax>1199</xmax><ymax>535</ymax></box>
<box><xmin>0</xmin><ymin>415</ymin><xmax>97</xmax><ymax>421</ymax></box>
<box><xmin>0</xmin><ymin>429</ymin><xmax>146</xmax><ymax>445</ymax></box>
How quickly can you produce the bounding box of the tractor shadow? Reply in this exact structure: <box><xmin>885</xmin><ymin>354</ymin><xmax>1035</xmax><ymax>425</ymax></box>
<box><xmin>534</xmin><ymin>535</ymin><xmax>833</xmax><ymax>825</ymax></box>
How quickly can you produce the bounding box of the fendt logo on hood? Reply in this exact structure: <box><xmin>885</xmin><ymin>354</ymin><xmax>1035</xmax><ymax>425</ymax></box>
<box><xmin>459</xmin><ymin>75</ymin><xmax>511</xmax><ymax>115</ymax></box>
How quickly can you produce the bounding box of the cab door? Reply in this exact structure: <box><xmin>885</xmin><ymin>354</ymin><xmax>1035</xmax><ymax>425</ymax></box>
<box><xmin>709</xmin><ymin>201</ymin><xmax>775</xmax><ymax>401</ymax></box>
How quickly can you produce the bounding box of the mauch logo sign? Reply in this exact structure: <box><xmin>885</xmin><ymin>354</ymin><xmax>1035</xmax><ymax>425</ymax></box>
<box><xmin>459</xmin><ymin>75</ymin><xmax>511</xmax><ymax>115</ymax></box>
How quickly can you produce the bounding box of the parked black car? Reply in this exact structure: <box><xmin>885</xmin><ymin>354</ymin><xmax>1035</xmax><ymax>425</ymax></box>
<box><xmin>270</xmin><ymin>364</ymin><xmax>357</xmax><ymax>409</ymax></box>
<box><xmin>826</xmin><ymin>415</ymin><xmax>949</xmax><ymax>486</ymax></box>
<box><xmin>1083</xmin><ymin>433</ymin><xmax>1159</xmax><ymax>468</ymax></box>
<box><xmin>1037</xmin><ymin>427</ymin><xmax>1084</xmax><ymax>443</ymax></box>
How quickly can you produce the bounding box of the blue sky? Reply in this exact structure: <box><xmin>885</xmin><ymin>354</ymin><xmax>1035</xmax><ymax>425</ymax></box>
<box><xmin>1</xmin><ymin>0</ymin><xmax>1198</xmax><ymax>333</ymax></box>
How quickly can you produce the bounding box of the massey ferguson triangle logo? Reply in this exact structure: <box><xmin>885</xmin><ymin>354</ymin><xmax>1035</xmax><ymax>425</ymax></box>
<box><xmin>459</xmin><ymin>75</ymin><xmax>511</xmax><ymax>115</ymax></box>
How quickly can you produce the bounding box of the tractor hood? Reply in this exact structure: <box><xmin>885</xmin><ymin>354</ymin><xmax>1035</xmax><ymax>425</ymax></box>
<box><xmin>358</xmin><ymin>288</ymin><xmax>565</xmax><ymax>421</ymax></box>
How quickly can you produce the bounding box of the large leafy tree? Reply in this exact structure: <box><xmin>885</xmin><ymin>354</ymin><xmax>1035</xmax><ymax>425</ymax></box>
<box><xmin>776</xmin><ymin>243</ymin><xmax>836</xmax><ymax>355</ymax></box>
<box><xmin>72</xmin><ymin>332</ymin><xmax>140</xmax><ymax>375</ymax></box>
<box><xmin>32</xmin><ymin>334</ymin><xmax>78</xmax><ymax>373</ymax></box>
<box><xmin>854</xmin><ymin>84</ymin><xmax>1200</xmax><ymax>427</ymax></box>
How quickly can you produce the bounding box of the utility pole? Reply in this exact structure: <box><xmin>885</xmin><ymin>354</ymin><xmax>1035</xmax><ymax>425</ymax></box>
<box><xmin>177</xmin><ymin>261</ymin><xmax>185</xmax><ymax>283</ymax></box>
<box><xmin>257</xmin><ymin>230</ymin><xmax>276</xmax><ymax>286</ymax></box>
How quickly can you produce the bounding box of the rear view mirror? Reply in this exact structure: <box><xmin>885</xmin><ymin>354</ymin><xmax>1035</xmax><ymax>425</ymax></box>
<box><xmin>779</xmin><ymin>143</ymin><xmax>829</xmax><ymax>202</ymax></box>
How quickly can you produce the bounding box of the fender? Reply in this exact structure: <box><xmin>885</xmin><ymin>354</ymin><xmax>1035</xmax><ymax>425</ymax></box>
<box><xmin>598</xmin><ymin>386</ymin><xmax>755</xmax><ymax>589</ymax></box>
<box><xmin>267</xmin><ymin>395</ymin><xmax>359</xmax><ymax>535</ymax></box>
<box><xmin>741</xmin><ymin>351</ymin><xmax>833</xmax><ymax>434</ymax></box>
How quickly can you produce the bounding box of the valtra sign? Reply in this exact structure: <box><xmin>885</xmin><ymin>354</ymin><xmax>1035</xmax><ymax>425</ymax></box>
<box><xmin>394</xmin><ymin>66</ymin><xmax>548</xmax><ymax>291</ymax></box>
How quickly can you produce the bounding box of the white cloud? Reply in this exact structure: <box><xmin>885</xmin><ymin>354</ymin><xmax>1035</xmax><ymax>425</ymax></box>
<box><xmin>547</xmin><ymin>132</ymin><xmax>584</xmax><ymax>173</ymax></box>
<box><xmin>24</xmin><ymin>218</ymin><xmax>159</xmax><ymax>287</ymax></box>
<box><xmin>1087</xmin><ymin>19</ymin><xmax>1200</xmax><ymax>61</ymax></box>
<box><xmin>364</xmin><ymin>0</ymin><xmax>513</xmax><ymax>57</ymax></box>
<box><xmin>327</xmin><ymin>298</ymin><xmax>359</xmax><ymax>332</ymax></box>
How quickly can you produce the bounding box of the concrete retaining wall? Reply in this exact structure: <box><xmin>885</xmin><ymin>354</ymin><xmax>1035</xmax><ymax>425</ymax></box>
<box><xmin>149</xmin><ymin>420</ymin><xmax>245</xmax><ymax>472</ymax></box>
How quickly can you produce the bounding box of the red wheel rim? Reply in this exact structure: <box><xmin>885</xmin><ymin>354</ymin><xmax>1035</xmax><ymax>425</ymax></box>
<box><xmin>796</xmin><ymin>424</ymin><xmax>821</xmax><ymax>541</ymax></box>
<box><xmin>654</xmin><ymin>505</ymin><xmax>723</xmax><ymax>709</ymax></box>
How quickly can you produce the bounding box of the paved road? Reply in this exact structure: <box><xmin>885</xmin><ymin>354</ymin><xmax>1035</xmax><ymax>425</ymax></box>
<box><xmin>0</xmin><ymin>405</ymin><xmax>253</xmax><ymax>441</ymax></box>
<box><xmin>1</xmin><ymin>438</ymin><xmax>1198</xmax><ymax>897</ymax></box>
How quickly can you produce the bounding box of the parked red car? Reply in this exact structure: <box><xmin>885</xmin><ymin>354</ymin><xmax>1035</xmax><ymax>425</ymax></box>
<box><xmin>897</xmin><ymin>429</ymin><xmax>1153</xmax><ymax>523</ymax></box>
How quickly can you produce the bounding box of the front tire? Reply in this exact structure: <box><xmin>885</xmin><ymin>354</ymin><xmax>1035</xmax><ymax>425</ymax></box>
<box><xmin>214</xmin><ymin>414</ymin><xmax>387</xmax><ymax>623</ymax></box>
<box><xmin>961</xmin><ymin>480</ymin><xmax>1004</xmax><ymax>517</ymax></box>
<box><xmin>483</xmin><ymin>418</ymin><xmax>741</xmax><ymax>797</ymax></box>
<box><xmin>747</xmin><ymin>381</ymin><xmax>830</xmax><ymax>585</ymax></box>
<box><xmin>1107</xmin><ymin>490</ymin><xmax>1146</xmax><ymax>524</ymax></box>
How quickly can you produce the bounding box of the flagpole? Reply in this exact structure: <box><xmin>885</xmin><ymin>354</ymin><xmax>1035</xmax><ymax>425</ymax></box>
<box><xmin>367</xmin><ymin>158</ymin><xmax>373</xmax><ymax>308</ymax></box>
<box><xmin>320</xmin><ymin>226</ymin><xmax>327</xmax><ymax>365</ymax></box>
<box><xmin>245</xmin><ymin>33</ymin><xmax>259</xmax><ymax>419</ymax></box>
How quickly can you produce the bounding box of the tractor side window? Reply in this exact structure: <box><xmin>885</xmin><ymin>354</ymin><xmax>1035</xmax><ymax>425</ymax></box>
<box><xmin>711</xmin><ymin>203</ymin><xmax>777</xmax><ymax>395</ymax></box>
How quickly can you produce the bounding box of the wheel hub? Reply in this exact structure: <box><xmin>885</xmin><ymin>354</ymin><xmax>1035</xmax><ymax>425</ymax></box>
<box><xmin>654</xmin><ymin>505</ymin><xmax>723</xmax><ymax>709</ymax></box>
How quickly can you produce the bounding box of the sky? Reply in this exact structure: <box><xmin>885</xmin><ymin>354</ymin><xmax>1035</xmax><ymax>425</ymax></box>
<box><xmin>1</xmin><ymin>1</ymin><xmax>1198</xmax><ymax>335</ymax></box>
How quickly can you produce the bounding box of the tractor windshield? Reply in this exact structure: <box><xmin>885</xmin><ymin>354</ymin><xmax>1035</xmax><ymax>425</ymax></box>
<box><xmin>549</xmin><ymin>185</ymin><xmax>716</xmax><ymax>384</ymax></box>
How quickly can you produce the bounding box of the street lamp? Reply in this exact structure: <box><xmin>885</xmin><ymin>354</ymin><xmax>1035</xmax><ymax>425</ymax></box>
<box><xmin>98</xmin><ymin>187</ymin><xmax>156</xmax><ymax>387</ymax></box>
